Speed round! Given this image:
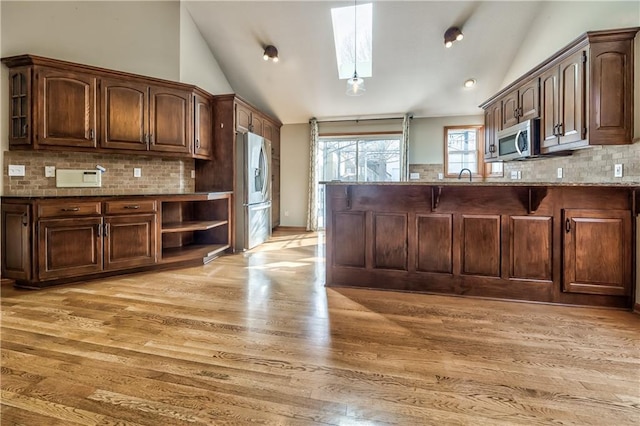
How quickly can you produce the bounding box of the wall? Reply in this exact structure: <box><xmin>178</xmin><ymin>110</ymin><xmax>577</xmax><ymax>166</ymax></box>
<box><xmin>179</xmin><ymin>2</ymin><xmax>233</xmax><ymax>95</ymax></box>
<box><xmin>280</xmin><ymin>123</ymin><xmax>310</xmax><ymax>227</ymax></box>
<box><xmin>1</xmin><ymin>1</ymin><xmax>181</xmax><ymax>81</ymax></box>
<box><xmin>501</xmin><ymin>1</ymin><xmax>639</xmax><ymax>88</ymax></box>
<box><xmin>0</xmin><ymin>1</ymin><xmax>232</xmax><ymax>197</ymax></box>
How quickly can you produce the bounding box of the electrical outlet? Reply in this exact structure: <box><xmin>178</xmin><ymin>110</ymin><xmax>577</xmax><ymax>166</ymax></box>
<box><xmin>190</xmin><ymin>170</ymin><xmax>195</xmax><ymax>179</ymax></box>
<box><xmin>557</xmin><ymin>168</ymin><xmax>563</xmax><ymax>179</ymax></box>
<box><xmin>614</xmin><ymin>164</ymin><xmax>623</xmax><ymax>178</ymax></box>
<box><xmin>133</xmin><ymin>168</ymin><xmax>142</xmax><ymax>178</ymax></box>
<box><xmin>409</xmin><ymin>172</ymin><xmax>420</xmax><ymax>180</ymax></box>
<box><xmin>45</xmin><ymin>166</ymin><xmax>56</xmax><ymax>177</ymax></box>
<box><xmin>8</xmin><ymin>165</ymin><xmax>26</xmax><ymax>176</ymax></box>
<box><xmin>437</xmin><ymin>173</ymin><xmax>444</xmax><ymax>180</ymax></box>
<box><xmin>510</xmin><ymin>170</ymin><xmax>518</xmax><ymax>180</ymax></box>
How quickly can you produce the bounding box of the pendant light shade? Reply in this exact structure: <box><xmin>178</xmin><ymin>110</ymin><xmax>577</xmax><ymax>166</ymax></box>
<box><xmin>346</xmin><ymin>71</ymin><xmax>366</xmax><ymax>96</ymax></box>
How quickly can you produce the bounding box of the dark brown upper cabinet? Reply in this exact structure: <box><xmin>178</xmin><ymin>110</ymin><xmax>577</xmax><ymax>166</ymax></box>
<box><xmin>500</xmin><ymin>77</ymin><xmax>540</xmax><ymax>130</ymax></box>
<box><xmin>539</xmin><ymin>50</ymin><xmax>586</xmax><ymax>152</ymax></box>
<box><xmin>193</xmin><ymin>91</ymin><xmax>213</xmax><ymax>160</ymax></box>
<box><xmin>101</xmin><ymin>78</ymin><xmax>149</xmax><ymax>151</ymax></box>
<box><xmin>36</xmin><ymin>67</ymin><xmax>97</xmax><ymax>149</ymax></box>
<box><xmin>2</xmin><ymin>55</ymin><xmax>207</xmax><ymax>159</ymax></box>
<box><xmin>481</xmin><ymin>27</ymin><xmax>639</xmax><ymax>156</ymax></box>
<box><xmin>148</xmin><ymin>86</ymin><xmax>192</xmax><ymax>155</ymax></box>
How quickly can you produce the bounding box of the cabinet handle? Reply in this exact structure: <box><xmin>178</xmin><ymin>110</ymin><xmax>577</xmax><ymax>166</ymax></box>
<box><xmin>489</xmin><ymin>144</ymin><xmax>496</xmax><ymax>153</ymax></box>
<box><xmin>23</xmin><ymin>124</ymin><xmax>28</xmax><ymax>135</ymax></box>
<box><xmin>150</xmin><ymin>134</ymin><xmax>154</xmax><ymax>144</ymax></box>
<box><xmin>22</xmin><ymin>213</ymin><xmax>28</xmax><ymax>227</ymax></box>
<box><xmin>97</xmin><ymin>223</ymin><xmax>102</xmax><ymax>237</ymax></box>
<box><xmin>89</xmin><ymin>128</ymin><xmax>95</xmax><ymax>140</ymax></box>
<box><xmin>196</xmin><ymin>138</ymin><xmax>200</xmax><ymax>149</ymax></box>
<box><xmin>103</xmin><ymin>223</ymin><xmax>109</xmax><ymax>237</ymax></box>
<box><xmin>557</xmin><ymin>123</ymin><xmax>563</xmax><ymax>136</ymax></box>
<box><xmin>513</xmin><ymin>109</ymin><xmax>518</xmax><ymax>119</ymax></box>
<box><xmin>124</xmin><ymin>205</ymin><xmax>140</xmax><ymax>209</ymax></box>
<box><xmin>61</xmin><ymin>207</ymin><xmax>80</xmax><ymax>212</ymax></box>
<box><xmin>144</xmin><ymin>133</ymin><xmax>149</xmax><ymax>144</ymax></box>
<box><xmin>565</xmin><ymin>218</ymin><xmax>571</xmax><ymax>233</ymax></box>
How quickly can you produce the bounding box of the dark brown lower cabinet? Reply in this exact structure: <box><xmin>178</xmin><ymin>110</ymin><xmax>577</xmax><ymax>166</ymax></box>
<box><xmin>2</xmin><ymin>203</ymin><xmax>31</xmax><ymax>281</ymax></box>
<box><xmin>104</xmin><ymin>214</ymin><xmax>157</xmax><ymax>270</ymax></box>
<box><xmin>563</xmin><ymin>209</ymin><xmax>631</xmax><ymax>296</ymax></box>
<box><xmin>38</xmin><ymin>217</ymin><xmax>103</xmax><ymax>280</ymax></box>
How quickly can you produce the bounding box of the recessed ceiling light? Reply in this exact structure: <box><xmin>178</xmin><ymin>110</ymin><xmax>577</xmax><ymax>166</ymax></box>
<box><xmin>464</xmin><ymin>78</ymin><xmax>476</xmax><ymax>88</ymax></box>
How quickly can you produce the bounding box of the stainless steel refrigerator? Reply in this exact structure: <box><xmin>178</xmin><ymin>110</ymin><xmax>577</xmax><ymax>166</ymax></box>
<box><xmin>235</xmin><ymin>132</ymin><xmax>271</xmax><ymax>251</ymax></box>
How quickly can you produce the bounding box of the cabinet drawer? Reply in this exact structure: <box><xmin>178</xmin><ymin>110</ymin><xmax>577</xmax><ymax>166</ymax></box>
<box><xmin>104</xmin><ymin>200</ymin><xmax>157</xmax><ymax>214</ymax></box>
<box><xmin>38</xmin><ymin>201</ymin><xmax>102</xmax><ymax>218</ymax></box>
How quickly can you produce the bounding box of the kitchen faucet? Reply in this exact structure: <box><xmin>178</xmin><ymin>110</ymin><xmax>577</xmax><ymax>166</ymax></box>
<box><xmin>458</xmin><ymin>168</ymin><xmax>472</xmax><ymax>182</ymax></box>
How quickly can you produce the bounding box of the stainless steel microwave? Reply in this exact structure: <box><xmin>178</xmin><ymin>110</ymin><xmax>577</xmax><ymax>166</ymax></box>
<box><xmin>496</xmin><ymin>118</ymin><xmax>540</xmax><ymax>161</ymax></box>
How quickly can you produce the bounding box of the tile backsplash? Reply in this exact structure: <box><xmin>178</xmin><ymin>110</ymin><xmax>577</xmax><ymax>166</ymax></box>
<box><xmin>3</xmin><ymin>151</ymin><xmax>195</xmax><ymax>196</ymax></box>
<box><xmin>410</xmin><ymin>142</ymin><xmax>640</xmax><ymax>184</ymax></box>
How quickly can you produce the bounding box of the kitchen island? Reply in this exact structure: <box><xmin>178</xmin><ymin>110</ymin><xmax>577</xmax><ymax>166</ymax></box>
<box><xmin>324</xmin><ymin>182</ymin><xmax>638</xmax><ymax>309</ymax></box>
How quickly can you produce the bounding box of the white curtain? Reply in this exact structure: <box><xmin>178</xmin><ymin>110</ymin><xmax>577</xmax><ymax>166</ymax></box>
<box><xmin>306</xmin><ymin>118</ymin><xmax>319</xmax><ymax>231</ymax></box>
<box><xmin>400</xmin><ymin>113</ymin><xmax>412</xmax><ymax>181</ymax></box>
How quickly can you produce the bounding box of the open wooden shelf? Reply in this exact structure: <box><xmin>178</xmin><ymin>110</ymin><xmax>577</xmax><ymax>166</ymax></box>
<box><xmin>161</xmin><ymin>220</ymin><xmax>227</xmax><ymax>233</ymax></box>
<box><xmin>160</xmin><ymin>243</ymin><xmax>230</xmax><ymax>263</ymax></box>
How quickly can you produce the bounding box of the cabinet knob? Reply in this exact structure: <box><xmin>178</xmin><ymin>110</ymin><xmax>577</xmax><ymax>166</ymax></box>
<box><xmin>150</xmin><ymin>134</ymin><xmax>154</xmax><ymax>144</ymax></box>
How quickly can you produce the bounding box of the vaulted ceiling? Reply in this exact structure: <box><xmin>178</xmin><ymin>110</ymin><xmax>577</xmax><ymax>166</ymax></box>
<box><xmin>185</xmin><ymin>1</ymin><xmax>543</xmax><ymax>124</ymax></box>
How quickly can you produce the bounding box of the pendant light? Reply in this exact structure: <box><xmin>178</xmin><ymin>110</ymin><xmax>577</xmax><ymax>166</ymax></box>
<box><xmin>346</xmin><ymin>0</ymin><xmax>365</xmax><ymax>96</ymax></box>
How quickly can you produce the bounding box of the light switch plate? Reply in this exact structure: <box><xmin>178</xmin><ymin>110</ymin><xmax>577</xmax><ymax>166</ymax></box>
<box><xmin>133</xmin><ymin>168</ymin><xmax>142</xmax><ymax>178</ymax></box>
<box><xmin>437</xmin><ymin>173</ymin><xmax>444</xmax><ymax>180</ymax></box>
<box><xmin>8</xmin><ymin>165</ymin><xmax>25</xmax><ymax>177</ymax></box>
<box><xmin>557</xmin><ymin>168</ymin><xmax>563</xmax><ymax>179</ymax></box>
<box><xmin>45</xmin><ymin>166</ymin><xmax>56</xmax><ymax>177</ymax></box>
<box><xmin>614</xmin><ymin>164</ymin><xmax>623</xmax><ymax>178</ymax></box>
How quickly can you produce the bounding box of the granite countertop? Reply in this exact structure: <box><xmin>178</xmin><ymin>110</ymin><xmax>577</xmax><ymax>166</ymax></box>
<box><xmin>321</xmin><ymin>181</ymin><xmax>639</xmax><ymax>187</ymax></box>
<box><xmin>1</xmin><ymin>191</ymin><xmax>233</xmax><ymax>200</ymax></box>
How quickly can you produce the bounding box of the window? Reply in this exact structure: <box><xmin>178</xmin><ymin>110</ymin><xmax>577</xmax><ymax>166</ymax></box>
<box><xmin>331</xmin><ymin>3</ymin><xmax>373</xmax><ymax>79</ymax></box>
<box><xmin>444</xmin><ymin>125</ymin><xmax>503</xmax><ymax>178</ymax></box>
<box><xmin>316</xmin><ymin>135</ymin><xmax>401</xmax><ymax>228</ymax></box>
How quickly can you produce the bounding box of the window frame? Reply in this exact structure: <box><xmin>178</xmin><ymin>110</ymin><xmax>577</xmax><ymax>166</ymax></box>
<box><xmin>444</xmin><ymin>125</ymin><xmax>503</xmax><ymax>179</ymax></box>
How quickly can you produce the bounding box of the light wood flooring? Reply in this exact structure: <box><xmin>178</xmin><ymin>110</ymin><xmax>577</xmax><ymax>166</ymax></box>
<box><xmin>1</xmin><ymin>230</ymin><xmax>639</xmax><ymax>425</ymax></box>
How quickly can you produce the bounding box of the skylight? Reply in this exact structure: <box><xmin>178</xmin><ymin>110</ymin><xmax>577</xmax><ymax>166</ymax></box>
<box><xmin>331</xmin><ymin>3</ymin><xmax>373</xmax><ymax>79</ymax></box>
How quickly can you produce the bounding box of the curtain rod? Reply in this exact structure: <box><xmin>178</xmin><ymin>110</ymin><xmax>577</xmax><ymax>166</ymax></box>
<box><xmin>311</xmin><ymin>114</ymin><xmax>413</xmax><ymax>124</ymax></box>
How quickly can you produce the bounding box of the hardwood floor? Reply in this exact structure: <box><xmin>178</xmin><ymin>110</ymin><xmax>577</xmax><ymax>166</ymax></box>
<box><xmin>1</xmin><ymin>230</ymin><xmax>639</xmax><ymax>425</ymax></box>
